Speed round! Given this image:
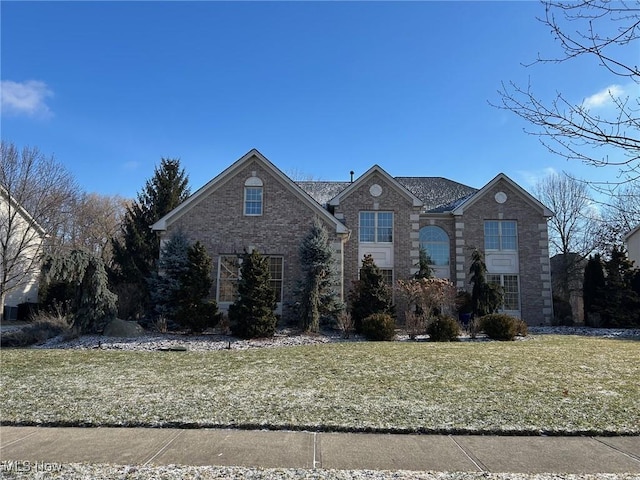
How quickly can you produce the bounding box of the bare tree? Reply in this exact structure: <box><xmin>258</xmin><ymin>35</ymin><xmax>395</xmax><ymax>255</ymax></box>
<box><xmin>0</xmin><ymin>141</ymin><xmax>78</xmax><ymax>321</ymax></box>
<box><xmin>536</xmin><ymin>171</ymin><xmax>597</xmax><ymax>258</ymax></box>
<box><xmin>535</xmin><ymin>171</ymin><xmax>596</xmax><ymax>322</ymax></box>
<box><xmin>496</xmin><ymin>1</ymin><xmax>640</xmax><ymax>186</ymax></box>
<box><xmin>56</xmin><ymin>192</ymin><xmax>129</xmax><ymax>265</ymax></box>
<box><xmin>593</xmin><ymin>182</ymin><xmax>640</xmax><ymax>252</ymax></box>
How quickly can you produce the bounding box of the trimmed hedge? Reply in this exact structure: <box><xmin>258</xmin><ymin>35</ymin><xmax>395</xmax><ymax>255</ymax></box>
<box><xmin>427</xmin><ymin>315</ymin><xmax>460</xmax><ymax>342</ymax></box>
<box><xmin>480</xmin><ymin>313</ymin><xmax>527</xmax><ymax>341</ymax></box>
<box><xmin>361</xmin><ymin>313</ymin><xmax>396</xmax><ymax>341</ymax></box>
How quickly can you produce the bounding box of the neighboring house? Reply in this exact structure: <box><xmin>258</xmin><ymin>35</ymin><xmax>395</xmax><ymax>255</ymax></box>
<box><xmin>0</xmin><ymin>187</ymin><xmax>46</xmax><ymax>321</ymax></box>
<box><xmin>624</xmin><ymin>225</ymin><xmax>640</xmax><ymax>268</ymax></box>
<box><xmin>152</xmin><ymin>149</ymin><xmax>554</xmax><ymax>326</ymax></box>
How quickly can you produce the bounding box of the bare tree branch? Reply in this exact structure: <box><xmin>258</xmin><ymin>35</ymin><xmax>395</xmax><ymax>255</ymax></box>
<box><xmin>494</xmin><ymin>1</ymin><xmax>640</xmax><ymax>185</ymax></box>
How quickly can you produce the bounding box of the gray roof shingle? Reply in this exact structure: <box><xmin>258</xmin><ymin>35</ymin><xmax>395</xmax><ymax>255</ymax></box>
<box><xmin>297</xmin><ymin>177</ymin><xmax>477</xmax><ymax>213</ymax></box>
<box><xmin>395</xmin><ymin>177</ymin><xmax>478</xmax><ymax>212</ymax></box>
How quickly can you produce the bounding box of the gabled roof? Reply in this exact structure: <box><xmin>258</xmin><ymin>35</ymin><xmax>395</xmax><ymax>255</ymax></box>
<box><xmin>297</xmin><ymin>176</ymin><xmax>477</xmax><ymax>213</ymax></box>
<box><xmin>0</xmin><ymin>185</ymin><xmax>47</xmax><ymax>237</ymax></box>
<box><xmin>151</xmin><ymin>149</ymin><xmax>349</xmax><ymax>235</ymax></box>
<box><xmin>327</xmin><ymin>165</ymin><xmax>423</xmax><ymax>208</ymax></box>
<box><xmin>452</xmin><ymin>173</ymin><xmax>554</xmax><ymax>217</ymax></box>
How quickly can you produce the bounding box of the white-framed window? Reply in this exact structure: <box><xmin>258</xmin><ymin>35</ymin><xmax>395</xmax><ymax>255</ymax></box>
<box><xmin>487</xmin><ymin>274</ymin><xmax>520</xmax><ymax>311</ymax></box>
<box><xmin>244</xmin><ymin>177</ymin><xmax>263</xmax><ymax>216</ymax></box>
<box><xmin>380</xmin><ymin>268</ymin><xmax>394</xmax><ymax>286</ymax></box>
<box><xmin>217</xmin><ymin>254</ymin><xmax>283</xmax><ymax>303</ymax></box>
<box><xmin>359</xmin><ymin>211</ymin><xmax>393</xmax><ymax>243</ymax></box>
<box><xmin>484</xmin><ymin>220</ymin><xmax>517</xmax><ymax>251</ymax></box>
<box><xmin>218</xmin><ymin>255</ymin><xmax>240</xmax><ymax>303</ymax></box>
<box><xmin>268</xmin><ymin>256</ymin><xmax>284</xmax><ymax>303</ymax></box>
<box><xmin>419</xmin><ymin>225</ymin><xmax>449</xmax><ymax>266</ymax></box>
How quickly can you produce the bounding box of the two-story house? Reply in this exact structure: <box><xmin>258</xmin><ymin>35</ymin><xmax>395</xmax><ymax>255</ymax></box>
<box><xmin>152</xmin><ymin>149</ymin><xmax>554</xmax><ymax>326</ymax></box>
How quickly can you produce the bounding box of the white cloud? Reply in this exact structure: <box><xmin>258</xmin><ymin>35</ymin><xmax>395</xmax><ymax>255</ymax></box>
<box><xmin>518</xmin><ymin>167</ymin><xmax>558</xmax><ymax>189</ymax></box>
<box><xmin>582</xmin><ymin>84</ymin><xmax>628</xmax><ymax>110</ymax></box>
<box><xmin>1</xmin><ymin>80</ymin><xmax>53</xmax><ymax>117</ymax></box>
<box><xmin>123</xmin><ymin>161</ymin><xmax>140</xmax><ymax>171</ymax></box>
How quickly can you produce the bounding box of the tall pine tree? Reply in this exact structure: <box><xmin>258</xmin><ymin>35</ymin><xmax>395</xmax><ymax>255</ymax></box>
<box><xmin>229</xmin><ymin>249</ymin><xmax>278</xmax><ymax>338</ymax></box>
<box><xmin>176</xmin><ymin>241</ymin><xmax>221</xmax><ymax>333</ymax></box>
<box><xmin>469</xmin><ymin>248</ymin><xmax>503</xmax><ymax>317</ymax></box>
<box><xmin>148</xmin><ymin>230</ymin><xmax>190</xmax><ymax>322</ymax></box>
<box><xmin>600</xmin><ymin>247</ymin><xmax>640</xmax><ymax>327</ymax></box>
<box><xmin>111</xmin><ymin>158</ymin><xmax>189</xmax><ymax>319</ymax></box>
<box><xmin>297</xmin><ymin>218</ymin><xmax>340</xmax><ymax>333</ymax></box>
<box><xmin>349</xmin><ymin>254</ymin><xmax>394</xmax><ymax>332</ymax></box>
<box><xmin>583</xmin><ymin>254</ymin><xmax>606</xmax><ymax>326</ymax></box>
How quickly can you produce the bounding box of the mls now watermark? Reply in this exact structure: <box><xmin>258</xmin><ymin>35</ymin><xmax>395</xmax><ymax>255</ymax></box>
<box><xmin>1</xmin><ymin>460</ymin><xmax>63</xmax><ymax>473</ymax></box>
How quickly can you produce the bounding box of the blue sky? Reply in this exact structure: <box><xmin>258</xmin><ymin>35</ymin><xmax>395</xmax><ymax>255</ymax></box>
<box><xmin>1</xmin><ymin>1</ymin><xmax>634</xmax><ymax>199</ymax></box>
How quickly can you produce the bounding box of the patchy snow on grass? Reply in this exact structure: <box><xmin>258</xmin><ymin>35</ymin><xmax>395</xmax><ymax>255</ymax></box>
<box><xmin>2</xmin><ymin>330</ymin><xmax>639</xmax><ymax>435</ymax></box>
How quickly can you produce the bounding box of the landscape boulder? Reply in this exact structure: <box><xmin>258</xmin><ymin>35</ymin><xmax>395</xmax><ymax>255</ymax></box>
<box><xmin>103</xmin><ymin>318</ymin><xmax>145</xmax><ymax>338</ymax></box>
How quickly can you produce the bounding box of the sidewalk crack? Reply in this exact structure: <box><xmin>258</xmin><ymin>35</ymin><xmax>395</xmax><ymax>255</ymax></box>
<box><xmin>142</xmin><ymin>430</ymin><xmax>184</xmax><ymax>466</ymax></box>
<box><xmin>0</xmin><ymin>429</ymin><xmax>39</xmax><ymax>448</ymax></box>
<box><xmin>591</xmin><ymin>437</ymin><xmax>640</xmax><ymax>463</ymax></box>
<box><xmin>448</xmin><ymin>435</ymin><xmax>487</xmax><ymax>472</ymax></box>
<box><xmin>313</xmin><ymin>432</ymin><xmax>321</xmax><ymax>469</ymax></box>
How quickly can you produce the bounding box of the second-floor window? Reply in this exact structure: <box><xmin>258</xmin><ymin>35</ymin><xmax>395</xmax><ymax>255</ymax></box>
<box><xmin>359</xmin><ymin>211</ymin><xmax>393</xmax><ymax>243</ymax></box>
<box><xmin>419</xmin><ymin>225</ymin><xmax>450</xmax><ymax>266</ymax></box>
<box><xmin>244</xmin><ymin>177</ymin><xmax>263</xmax><ymax>216</ymax></box>
<box><xmin>484</xmin><ymin>220</ymin><xmax>517</xmax><ymax>251</ymax></box>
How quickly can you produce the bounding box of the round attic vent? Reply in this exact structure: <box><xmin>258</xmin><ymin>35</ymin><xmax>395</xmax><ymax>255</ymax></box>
<box><xmin>495</xmin><ymin>191</ymin><xmax>507</xmax><ymax>204</ymax></box>
<box><xmin>370</xmin><ymin>184</ymin><xmax>382</xmax><ymax>197</ymax></box>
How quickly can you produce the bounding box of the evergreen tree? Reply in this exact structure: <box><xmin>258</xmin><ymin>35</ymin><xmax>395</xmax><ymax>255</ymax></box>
<box><xmin>469</xmin><ymin>248</ymin><xmax>503</xmax><ymax>317</ymax></box>
<box><xmin>111</xmin><ymin>158</ymin><xmax>190</xmax><ymax>318</ymax></box>
<box><xmin>349</xmin><ymin>254</ymin><xmax>394</xmax><ymax>332</ymax></box>
<box><xmin>583</xmin><ymin>254</ymin><xmax>606</xmax><ymax>326</ymax></box>
<box><xmin>414</xmin><ymin>246</ymin><xmax>433</xmax><ymax>280</ymax></box>
<box><xmin>297</xmin><ymin>218</ymin><xmax>340</xmax><ymax>332</ymax></box>
<box><xmin>149</xmin><ymin>231</ymin><xmax>190</xmax><ymax>322</ymax></box>
<box><xmin>600</xmin><ymin>246</ymin><xmax>640</xmax><ymax>327</ymax></box>
<box><xmin>229</xmin><ymin>249</ymin><xmax>278</xmax><ymax>338</ymax></box>
<box><xmin>176</xmin><ymin>241</ymin><xmax>221</xmax><ymax>333</ymax></box>
<box><xmin>41</xmin><ymin>250</ymin><xmax>117</xmax><ymax>333</ymax></box>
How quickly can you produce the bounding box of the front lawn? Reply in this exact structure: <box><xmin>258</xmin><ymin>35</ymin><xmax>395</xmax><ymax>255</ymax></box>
<box><xmin>1</xmin><ymin>335</ymin><xmax>638</xmax><ymax>434</ymax></box>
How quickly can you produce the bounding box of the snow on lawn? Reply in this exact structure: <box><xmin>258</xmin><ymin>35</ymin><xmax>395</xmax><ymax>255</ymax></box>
<box><xmin>1</xmin><ymin>328</ymin><xmax>638</xmax><ymax>435</ymax></box>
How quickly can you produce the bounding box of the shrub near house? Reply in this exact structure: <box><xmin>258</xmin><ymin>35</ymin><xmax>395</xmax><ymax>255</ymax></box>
<box><xmin>480</xmin><ymin>313</ymin><xmax>528</xmax><ymax>341</ymax></box>
<box><xmin>229</xmin><ymin>249</ymin><xmax>278</xmax><ymax>339</ymax></box>
<box><xmin>151</xmin><ymin>149</ymin><xmax>554</xmax><ymax>328</ymax></box>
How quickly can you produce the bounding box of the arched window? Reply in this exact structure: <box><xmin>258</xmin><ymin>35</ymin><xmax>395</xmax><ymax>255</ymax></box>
<box><xmin>244</xmin><ymin>177</ymin><xmax>263</xmax><ymax>216</ymax></box>
<box><xmin>419</xmin><ymin>226</ymin><xmax>449</xmax><ymax>266</ymax></box>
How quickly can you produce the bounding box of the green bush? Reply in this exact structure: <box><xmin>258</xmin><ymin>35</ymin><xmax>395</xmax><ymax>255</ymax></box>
<box><xmin>177</xmin><ymin>301</ymin><xmax>221</xmax><ymax>334</ymax></box>
<box><xmin>427</xmin><ymin>315</ymin><xmax>460</xmax><ymax>342</ymax></box>
<box><xmin>480</xmin><ymin>313</ymin><xmax>525</xmax><ymax>341</ymax></box>
<box><xmin>361</xmin><ymin>313</ymin><xmax>396</xmax><ymax>341</ymax></box>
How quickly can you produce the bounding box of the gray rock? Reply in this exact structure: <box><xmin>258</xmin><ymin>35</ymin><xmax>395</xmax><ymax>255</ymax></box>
<box><xmin>103</xmin><ymin>318</ymin><xmax>144</xmax><ymax>338</ymax></box>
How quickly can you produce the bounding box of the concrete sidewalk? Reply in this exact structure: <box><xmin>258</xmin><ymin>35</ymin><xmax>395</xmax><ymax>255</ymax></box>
<box><xmin>1</xmin><ymin>426</ymin><xmax>639</xmax><ymax>474</ymax></box>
